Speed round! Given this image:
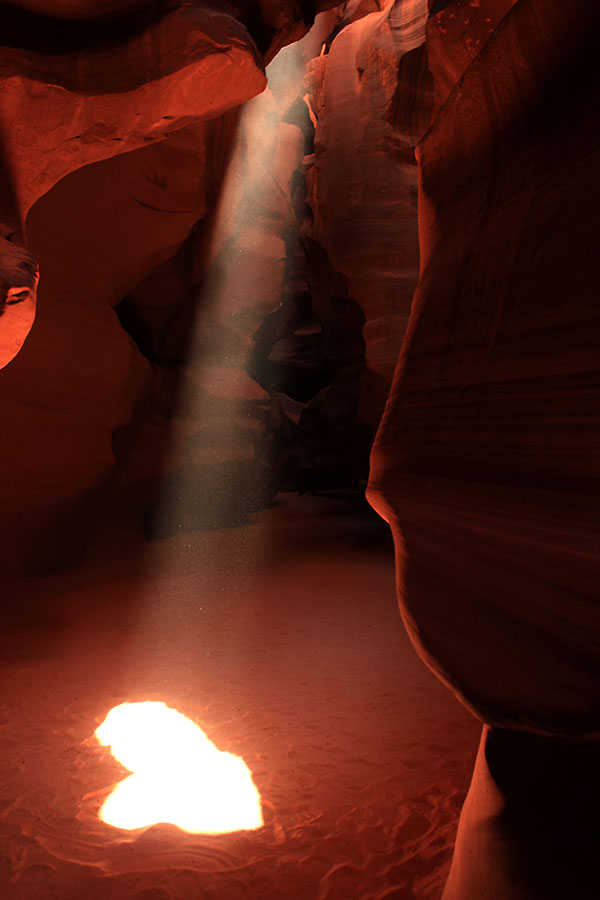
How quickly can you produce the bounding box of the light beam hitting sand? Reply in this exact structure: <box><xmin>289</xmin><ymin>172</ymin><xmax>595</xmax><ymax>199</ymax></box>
<box><xmin>95</xmin><ymin>701</ymin><xmax>264</xmax><ymax>834</ymax></box>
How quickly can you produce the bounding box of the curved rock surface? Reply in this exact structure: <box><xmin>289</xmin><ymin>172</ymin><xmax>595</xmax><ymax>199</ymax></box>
<box><xmin>305</xmin><ymin>0</ymin><xmax>434</xmax><ymax>424</ymax></box>
<box><xmin>0</xmin><ymin>3</ymin><xmax>266</xmax><ymax>366</ymax></box>
<box><xmin>369</xmin><ymin>0</ymin><xmax>600</xmax><ymax>736</ymax></box>
<box><xmin>426</xmin><ymin>0</ymin><xmax>518</xmax><ymax>108</ymax></box>
<box><xmin>0</xmin><ymin>2</ymin><xmax>346</xmax><ymax>567</ymax></box>
<box><xmin>0</xmin><ymin>0</ymin><xmax>342</xmax><ymax>367</ymax></box>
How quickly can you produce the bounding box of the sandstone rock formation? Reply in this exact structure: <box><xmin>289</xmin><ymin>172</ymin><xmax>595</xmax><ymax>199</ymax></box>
<box><xmin>369</xmin><ymin>0</ymin><xmax>600</xmax><ymax>736</ymax></box>
<box><xmin>243</xmin><ymin>0</ymin><xmax>437</xmax><ymax>488</ymax></box>
<box><xmin>305</xmin><ymin>0</ymin><xmax>435</xmax><ymax>424</ymax></box>
<box><xmin>425</xmin><ymin>0</ymin><xmax>518</xmax><ymax>108</ymax></box>
<box><xmin>442</xmin><ymin>726</ymin><xmax>599</xmax><ymax>900</ymax></box>
<box><xmin>0</xmin><ymin>0</ymin><xmax>341</xmax><ymax>367</ymax></box>
<box><xmin>367</xmin><ymin>3</ymin><xmax>600</xmax><ymax>893</ymax></box>
<box><xmin>0</xmin><ymin>3</ymin><xmax>265</xmax><ymax>366</ymax></box>
<box><xmin>0</xmin><ymin>1</ymin><xmax>344</xmax><ymax>568</ymax></box>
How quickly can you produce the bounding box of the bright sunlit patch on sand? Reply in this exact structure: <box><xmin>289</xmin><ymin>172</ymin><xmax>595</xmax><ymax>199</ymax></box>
<box><xmin>95</xmin><ymin>701</ymin><xmax>263</xmax><ymax>834</ymax></box>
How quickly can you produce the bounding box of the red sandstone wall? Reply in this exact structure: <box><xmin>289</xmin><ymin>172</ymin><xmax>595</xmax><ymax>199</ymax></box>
<box><xmin>369</xmin><ymin>0</ymin><xmax>600</xmax><ymax>736</ymax></box>
<box><xmin>0</xmin><ymin>2</ymin><xmax>337</xmax><ymax>569</ymax></box>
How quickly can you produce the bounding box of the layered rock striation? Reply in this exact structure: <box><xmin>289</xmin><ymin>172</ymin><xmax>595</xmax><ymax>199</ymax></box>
<box><xmin>0</xmin><ymin>1</ymin><xmax>339</xmax><ymax>568</ymax></box>
<box><xmin>369</xmin><ymin>0</ymin><xmax>600</xmax><ymax>736</ymax></box>
<box><xmin>0</xmin><ymin>0</ymin><xmax>342</xmax><ymax>367</ymax></box>
<box><xmin>305</xmin><ymin>0</ymin><xmax>435</xmax><ymax>424</ymax></box>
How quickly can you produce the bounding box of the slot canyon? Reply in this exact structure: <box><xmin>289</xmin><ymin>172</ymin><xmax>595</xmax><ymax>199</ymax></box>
<box><xmin>0</xmin><ymin>1</ymin><xmax>598</xmax><ymax>898</ymax></box>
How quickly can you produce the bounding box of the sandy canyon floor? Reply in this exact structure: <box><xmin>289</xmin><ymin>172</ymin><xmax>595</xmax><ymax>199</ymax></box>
<box><xmin>0</xmin><ymin>492</ymin><xmax>481</xmax><ymax>900</ymax></box>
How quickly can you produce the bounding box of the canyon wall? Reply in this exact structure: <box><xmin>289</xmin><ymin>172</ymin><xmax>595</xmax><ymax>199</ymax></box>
<box><xmin>305</xmin><ymin>0</ymin><xmax>433</xmax><ymax>425</ymax></box>
<box><xmin>369</xmin><ymin>0</ymin><xmax>599</xmax><ymax>737</ymax></box>
<box><xmin>0</xmin><ymin>1</ymin><xmax>341</xmax><ymax>568</ymax></box>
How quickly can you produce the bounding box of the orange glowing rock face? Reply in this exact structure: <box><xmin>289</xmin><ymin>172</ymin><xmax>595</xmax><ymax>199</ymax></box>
<box><xmin>95</xmin><ymin>701</ymin><xmax>264</xmax><ymax>834</ymax></box>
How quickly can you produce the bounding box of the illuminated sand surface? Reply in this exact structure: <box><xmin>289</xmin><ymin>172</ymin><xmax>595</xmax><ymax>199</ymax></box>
<box><xmin>0</xmin><ymin>494</ymin><xmax>480</xmax><ymax>900</ymax></box>
<box><xmin>95</xmin><ymin>701</ymin><xmax>263</xmax><ymax>833</ymax></box>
